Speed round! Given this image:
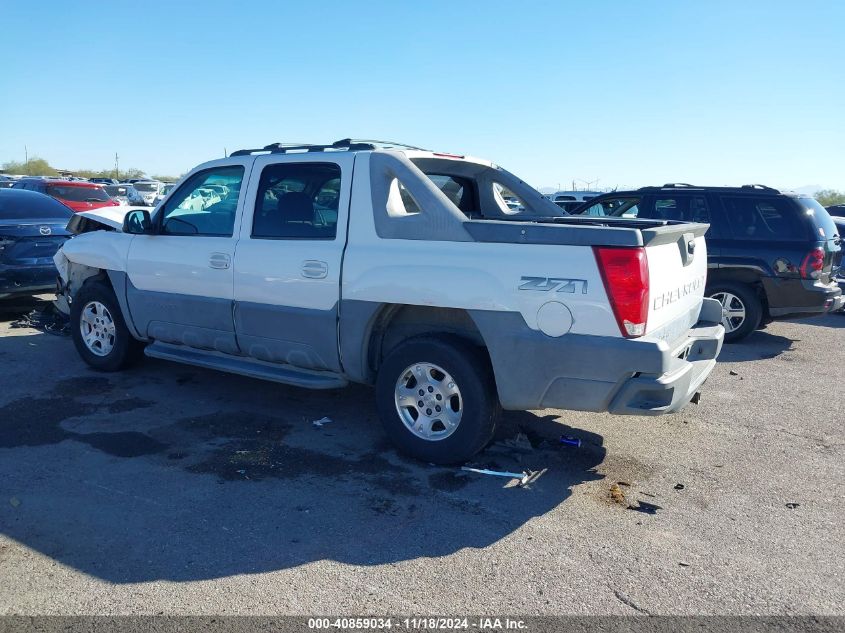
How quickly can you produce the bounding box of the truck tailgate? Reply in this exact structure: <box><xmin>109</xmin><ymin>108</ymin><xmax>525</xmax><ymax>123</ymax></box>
<box><xmin>643</xmin><ymin>225</ymin><xmax>709</xmax><ymax>338</ymax></box>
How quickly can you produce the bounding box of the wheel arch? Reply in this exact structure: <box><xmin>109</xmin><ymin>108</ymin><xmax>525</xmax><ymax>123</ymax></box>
<box><xmin>340</xmin><ymin>301</ymin><xmax>489</xmax><ymax>385</ymax></box>
<box><xmin>706</xmin><ymin>270</ymin><xmax>770</xmax><ymax>318</ymax></box>
<box><xmin>72</xmin><ymin>268</ymin><xmax>143</xmax><ymax>341</ymax></box>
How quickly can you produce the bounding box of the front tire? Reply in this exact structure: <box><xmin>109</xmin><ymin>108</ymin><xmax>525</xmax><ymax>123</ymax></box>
<box><xmin>71</xmin><ymin>279</ymin><xmax>144</xmax><ymax>371</ymax></box>
<box><xmin>708</xmin><ymin>282</ymin><xmax>762</xmax><ymax>343</ymax></box>
<box><xmin>375</xmin><ymin>335</ymin><xmax>500</xmax><ymax>465</ymax></box>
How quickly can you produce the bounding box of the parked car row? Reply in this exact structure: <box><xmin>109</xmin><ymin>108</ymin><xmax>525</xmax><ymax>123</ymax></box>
<box><xmin>8</xmin><ymin>177</ymin><xmax>172</xmax><ymax>211</ymax></box>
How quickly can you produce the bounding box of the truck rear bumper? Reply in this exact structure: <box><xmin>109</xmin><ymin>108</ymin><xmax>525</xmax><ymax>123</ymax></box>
<box><xmin>765</xmin><ymin>278</ymin><xmax>842</xmax><ymax>318</ymax></box>
<box><xmin>470</xmin><ymin>298</ymin><xmax>725</xmax><ymax>415</ymax></box>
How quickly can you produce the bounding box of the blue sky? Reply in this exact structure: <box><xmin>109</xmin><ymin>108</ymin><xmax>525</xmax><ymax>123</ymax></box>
<box><xmin>1</xmin><ymin>1</ymin><xmax>843</xmax><ymax>191</ymax></box>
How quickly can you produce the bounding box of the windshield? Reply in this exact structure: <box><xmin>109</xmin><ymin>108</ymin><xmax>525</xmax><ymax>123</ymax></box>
<box><xmin>0</xmin><ymin>191</ymin><xmax>74</xmax><ymax>220</ymax></box>
<box><xmin>133</xmin><ymin>182</ymin><xmax>160</xmax><ymax>192</ymax></box>
<box><xmin>104</xmin><ymin>185</ymin><xmax>129</xmax><ymax>196</ymax></box>
<box><xmin>798</xmin><ymin>197</ymin><xmax>840</xmax><ymax>240</ymax></box>
<box><xmin>47</xmin><ymin>185</ymin><xmax>110</xmax><ymax>202</ymax></box>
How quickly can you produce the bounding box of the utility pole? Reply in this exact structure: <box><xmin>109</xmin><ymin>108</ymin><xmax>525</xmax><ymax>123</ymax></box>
<box><xmin>24</xmin><ymin>146</ymin><xmax>28</xmax><ymax>166</ymax></box>
<box><xmin>115</xmin><ymin>153</ymin><xmax>119</xmax><ymax>180</ymax></box>
<box><xmin>224</xmin><ymin>147</ymin><xmax>228</xmax><ymax>158</ymax></box>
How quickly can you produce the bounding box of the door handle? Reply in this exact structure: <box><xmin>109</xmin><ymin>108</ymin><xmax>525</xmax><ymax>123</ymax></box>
<box><xmin>301</xmin><ymin>260</ymin><xmax>328</xmax><ymax>279</ymax></box>
<box><xmin>209</xmin><ymin>252</ymin><xmax>231</xmax><ymax>269</ymax></box>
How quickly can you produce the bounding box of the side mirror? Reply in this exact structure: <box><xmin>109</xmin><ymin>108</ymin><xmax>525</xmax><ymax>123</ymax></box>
<box><xmin>123</xmin><ymin>209</ymin><xmax>152</xmax><ymax>234</ymax></box>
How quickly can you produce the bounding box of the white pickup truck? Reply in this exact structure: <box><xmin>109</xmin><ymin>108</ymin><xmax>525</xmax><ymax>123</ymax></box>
<box><xmin>55</xmin><ymin>139</ymin><xmax>724</xmax><ymax>464</ymax></box>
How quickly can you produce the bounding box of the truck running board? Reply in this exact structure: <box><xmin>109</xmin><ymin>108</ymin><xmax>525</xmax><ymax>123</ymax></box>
<box><xmin>144</xmin><ymin>342</ymin><xmax>348</xmax><ymax>390</ymax></box>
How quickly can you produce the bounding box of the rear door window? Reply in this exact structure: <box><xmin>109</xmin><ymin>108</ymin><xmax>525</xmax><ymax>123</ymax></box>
<box><xmin>721</xmin><ymin>196</ymin><xmax>810</xmax><ymax>241</ymax></box>
<box><xmin>638</xmin><ymin>195</ymin><xmax>711</xmax><ymax>223</ymax></box>
<box><xmin>580</xmin><ymin>197</ymin><xmax>641</xmax><ymax>217</ymax></box>
<box><xmin>252</xmin><ymin>162</ymin><xmax>342</xmax><ymax>239</ymax></box>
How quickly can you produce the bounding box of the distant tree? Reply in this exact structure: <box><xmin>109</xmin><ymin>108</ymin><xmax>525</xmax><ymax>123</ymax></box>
<box><xmin>151</xmin><ymin>173</ymin><xmax>181</xmax><ymax>182</ymax></box>
<box><xmin>814</xmin><ymin>189</ymin><xmax>845</xmax><ymax>207</ymax></box>
<box><xmin>1</xmin><ymin>157</ymin><xmax>58</xmax><ymax>176</ymax></box>
<box><xmin>75</xmin><ymin>167</ymin><xmax>146</xmax><ymax>180</ymax></box>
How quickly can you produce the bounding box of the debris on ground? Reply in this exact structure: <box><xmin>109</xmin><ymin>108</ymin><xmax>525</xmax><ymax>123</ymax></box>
<box><xmin>785</xmin><ymin>502</ymin><xmax>800</xmax><ymax>509</ymax></box>
<box><xmin>729</xmin><ymin>370</ymin><xmax>739</xmax><ymax>376</ymax></box>
<box><xmin>678</xmin><ymin>562</ymin><xmax>691</xmax><ymax>567</ymax></box>
<box><xmin>559</xmin><ymin>435</ymin><xmax>581</xmax><ymax>448</ymax></box>
<box><xmin>497</xmin><ymin>432</ymin><xmax>534</xmax><ymax>452</ymax></box>
<box><xmin>9</xmin><ymin>497</ymin><xmax>21</xmax><ymax>508</ymax></box>
<box><xmin>460</xmin><ymin>466</ymin><xmax>545</xmax><ymax>486</ymax></box>
<box><xmin>617</xmin><ymin>481</ymin><xmax>631</xmax><ymax>487</ymax></box>
<box><xmin>312</xmin><ymin>416</ymin><xmax>332</xmax><ymax>428</ymax></box>
<box><xmin>674</xmin><ymin>483</ymin><xmax>685</xmax><ymax>490</ymax></box>
<box><xmin>9</xmin><ymin>303</ymin><xmax>70</xmax><ymax>336</ymax></box>
<box><xmin>609</xmin><ymin>483</ymin><xmax>626</xmax><ymax>505</ymax></box>
<box><xmin>628</xmin><ymin>500</ymin><xmax>662</xmax><ymax>514</ymax></box>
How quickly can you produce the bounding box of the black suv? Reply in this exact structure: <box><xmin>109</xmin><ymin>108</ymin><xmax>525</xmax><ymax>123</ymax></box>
<box><xmin>573</xmin><ymin>185</ymin><xmax>843</xmax><ymax>341</ymax></box>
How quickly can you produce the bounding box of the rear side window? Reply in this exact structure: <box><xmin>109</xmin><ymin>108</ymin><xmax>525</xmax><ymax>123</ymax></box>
<box><xmin>722</xmin><ymin>196</ymin><xmax>810</xmax><ymax>241</ymax></box>
<box><xmin>252</xmin><ymin>162</ymin><xmax>341</xmax><ymax>239</ymax></box>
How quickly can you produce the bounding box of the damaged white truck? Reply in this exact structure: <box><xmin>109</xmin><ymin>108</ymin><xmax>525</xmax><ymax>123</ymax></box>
<box><xmin>54</xmin><ymin>139</ymin><xmax>724</xmax><ymax>464</ymax></box>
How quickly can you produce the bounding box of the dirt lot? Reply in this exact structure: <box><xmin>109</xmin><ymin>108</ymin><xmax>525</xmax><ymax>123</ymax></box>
<box><xmin>0</xmin><ymin>297</ymin><xmax>843</xmax><ymax>615</ymax></box>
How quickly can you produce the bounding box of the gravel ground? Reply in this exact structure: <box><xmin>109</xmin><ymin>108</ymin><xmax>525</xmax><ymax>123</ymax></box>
<box><xmin>0</xmin><ymin>297</ymin><xmax>842</xmax><ymax>615</ymax></box>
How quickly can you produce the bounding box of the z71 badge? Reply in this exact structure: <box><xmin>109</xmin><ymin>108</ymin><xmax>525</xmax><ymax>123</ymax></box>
<box><xmin>519</xmin><ymin>276</ymin><xmax>588</xmax><ymax>294</ymax></box>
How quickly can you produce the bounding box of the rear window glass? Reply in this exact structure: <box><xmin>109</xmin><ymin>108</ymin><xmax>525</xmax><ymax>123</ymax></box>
<box><xmin>427</xmin><ymin>174</ymin><xmax>467</xmax><ymax>209</ymax></box>
<box><xmin>722</xmin><ymin>196</ymin><xmax>809</xmax><ymax>241</ymax></box>
<box><xmin>0</xmin><ymin>192</ymin><xmax>73</xmax><ymax>219</ymax></box>
<box><xmin>797</xmin><ymin>197</ymin><xmax>839</xmax><ymax>240</ymax></box>
<box><xmin>47</xmin><ymin>185</ymin><xmax>110</xmax><ymax>202</ymax></box>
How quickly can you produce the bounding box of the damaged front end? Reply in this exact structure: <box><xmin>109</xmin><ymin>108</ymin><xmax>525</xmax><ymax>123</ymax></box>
<box><xmin>54</xmin><ymin>206</ymin><xmax>135</xmax><ymax>315</ymax></box>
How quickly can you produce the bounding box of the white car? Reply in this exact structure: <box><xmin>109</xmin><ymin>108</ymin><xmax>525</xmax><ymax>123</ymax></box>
<box><xmin>55</xmin><ymin>139</ymin><xmax>723</xmax><ymax>464</ymax></box>
<box><xmin>126</xmin><ymin>180</ymin><xmax>162</xmax><ymax>206</ymax></box>
<box><xmin>153</xmin><ymin>183</ymin><xmax>176</xmax><ymax>206</ymax></box>
<box><xmin>104</xmin><ymin>184</ymin><xmax>145</xmax><ymax>206</ymax></box>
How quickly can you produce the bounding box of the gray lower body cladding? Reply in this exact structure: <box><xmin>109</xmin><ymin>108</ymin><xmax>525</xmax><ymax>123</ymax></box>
<box><xmin>469</xmin><ymin>298</ymin><xmax>724</xmax><ymax>415</ymax></box>
<box><xmin>108</xmin><ymin>274</ymin><xmax>724</xmax><ymax>415</ymax></box>
<box><xmin>121</xmin><ymin>274</ymin><xmax>340</xmax><ymax>370</ymax></box>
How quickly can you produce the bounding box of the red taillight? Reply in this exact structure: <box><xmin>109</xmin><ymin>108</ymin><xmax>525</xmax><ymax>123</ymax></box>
<box><xmin>593</xmin><ymin>246</ymin><xmax>649</xmax><ymax>338</ymax></box>
<box><xmin>800</xmin><ymin>248</ymin><xmax>825</xmax><ymax>279</ymax></box>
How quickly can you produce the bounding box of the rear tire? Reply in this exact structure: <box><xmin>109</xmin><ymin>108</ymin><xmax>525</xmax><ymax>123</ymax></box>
<box><xmin>708</xmin><ymin>282</ymin><xmax>762</xmax><ymax>343</ymax></box>
<box><xmin>375</xmin><ymin>335</ymin><xmax>500</xmax><ymax>465</ymax></box>
<box><xmin>71</xmin><ymin>279</ymin><xmax>144</xmax><ymax>371</ymax></box>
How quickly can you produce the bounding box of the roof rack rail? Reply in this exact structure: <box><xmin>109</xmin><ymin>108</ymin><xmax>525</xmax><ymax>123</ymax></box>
<box><xmin>740</xmin><ymin>184</ymin><xmax>779</xmax><ymax>191</ymax></box>
<box><xmin>661</xmin><ymin>183</ymin><xmax>696</xmax><ymax>188</ymax></box>
<box><xmin>337</xmin><ymin>138</ymin><xmax>428</xmax><ymax>151</ymax></box>
<box><xmin>229</xmin><ymin>138</ymin><xmax>427</xmax><ymax>157</ymax></box>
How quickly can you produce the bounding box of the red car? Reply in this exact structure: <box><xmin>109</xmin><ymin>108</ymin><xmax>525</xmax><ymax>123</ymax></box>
<box><xmin>12</xmin><ymin>178</ymin><xmax>120</xmax><ymax>212</ymax></box>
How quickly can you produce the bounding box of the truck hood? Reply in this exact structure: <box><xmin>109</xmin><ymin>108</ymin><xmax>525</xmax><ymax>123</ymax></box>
<box><xmin>73</xmin><ymin>206</ymin><xmax>149</xmax><ymax>231</ymax></box>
